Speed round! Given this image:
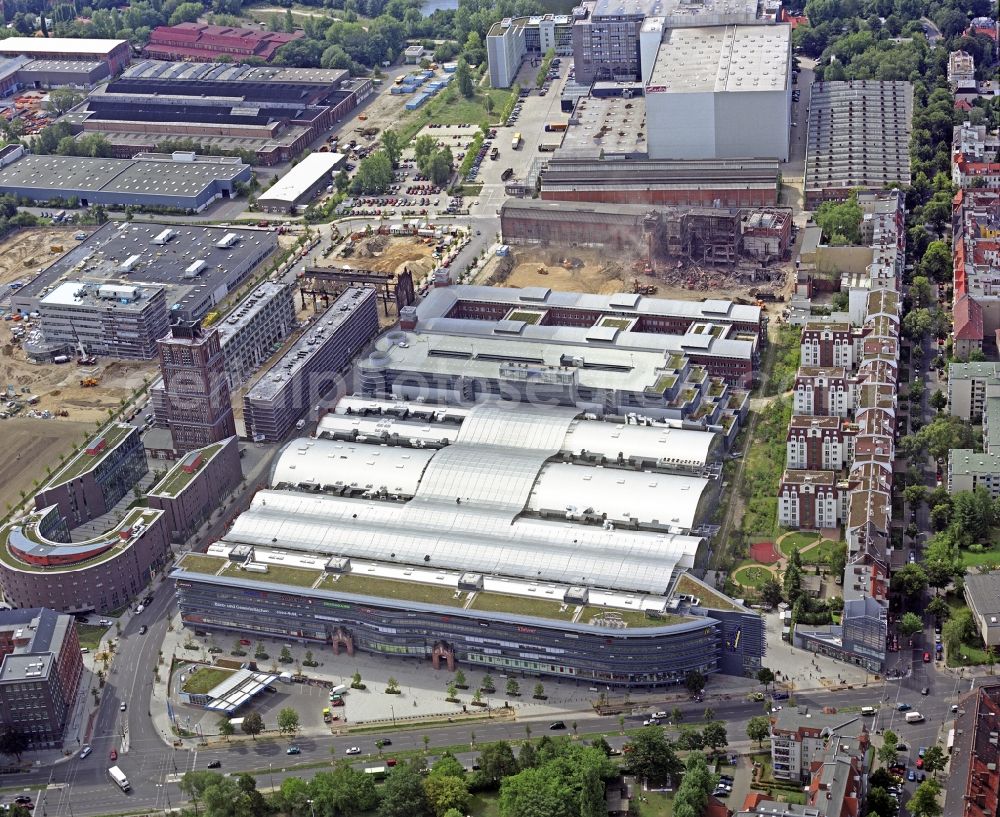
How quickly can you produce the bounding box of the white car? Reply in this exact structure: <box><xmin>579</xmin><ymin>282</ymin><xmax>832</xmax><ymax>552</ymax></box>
<box><xmin>651</xmin><ymin>711</ymin><xmax>668</xmax><ymax>720</ymax></box>
<box><xmin>79</xmin><ymin>745</ymin><xmax>92</xmax><ymax>759</ymax></box>
<box><xmin>120</xmin><ymin>702</ymin><xmax>127</xmax><ymax>712</ymax></box>
<box><xmin>345</xmin><ymin>746</ymin><xmax>361</xmax><ymax>755</ymax></box>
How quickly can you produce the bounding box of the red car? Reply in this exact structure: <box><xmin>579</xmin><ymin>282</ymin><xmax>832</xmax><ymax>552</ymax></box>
<box><xmin>923</xmin><ymin>651</ymin><xmax>931</xmax><ymax>663</ymax></box>
<box><xmin>109</xmin><ymin>749</ymin><xmax>118</xmax><ymax>761</ymax></box>
<box><xmin>916</xmin><ymin>758</ymin><xmax>924</xmax><ymax>769</ymax></box>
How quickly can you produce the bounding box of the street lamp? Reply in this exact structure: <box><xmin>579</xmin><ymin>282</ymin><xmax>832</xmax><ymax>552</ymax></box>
<box><xmin>390</xmin><ymin>705</ymin><xmax>396</xmax><ymax>727</ymax></box>
<box><xmin>269</xmin><ymin>763</ymin><xmax>274</xmax><ymax>792</ymax></box>
<box><xmin>307</xmin><ymin>800</ymin><xmax>316</xmax><ymax>817</ymax></box>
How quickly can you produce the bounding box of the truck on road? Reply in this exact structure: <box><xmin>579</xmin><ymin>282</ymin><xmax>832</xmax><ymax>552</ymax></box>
<box><xmin>904</xmin><ymin>711</ymin><xmax>924</xmax><ymax>723</ymax></box>
<box><xmin>109</xmin><ymin>766</ymin><xmax>130</xmax><ymax>791</ymax></box>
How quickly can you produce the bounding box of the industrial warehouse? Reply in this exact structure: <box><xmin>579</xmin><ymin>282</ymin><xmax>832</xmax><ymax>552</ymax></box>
<box><xmin>0</xmin><ymin>152</ymin><xmax>251</xmax><ymax>211</ymax></box>
<box><xmin>172</xmin><ymin>396</ymin><xmax>764</xmax><ymax>688</ymax></box>
<box><xmin>15</xmin><ymin>222</ymin><xmax>277</xmax><ymax>359</ymax></box>
<box><xmin>66</xmin><ymin>60</ymin><xmax>372</xmax><ymax>165</ymax></box>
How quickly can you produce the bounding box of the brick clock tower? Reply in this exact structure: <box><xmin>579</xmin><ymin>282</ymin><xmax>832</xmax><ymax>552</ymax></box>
<box><xmin>158</xmin><ymin>320</ymin><xmax>236</xmax><ymax>454</ymax></box>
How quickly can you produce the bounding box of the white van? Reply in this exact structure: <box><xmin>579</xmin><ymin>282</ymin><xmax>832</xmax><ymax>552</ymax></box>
<box><xmin>861</xmin><ymin>706</ymin><xmax>876</xmax><ymax>716</ymax></box>
<box><xmin>904</xmin><ymin>711</ymin><xmax>924</xmax><ymax>723</ymax></box>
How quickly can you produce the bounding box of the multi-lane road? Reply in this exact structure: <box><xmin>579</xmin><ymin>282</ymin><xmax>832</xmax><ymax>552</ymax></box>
<box><xmin>13</xmin><ymin>610</ymin><xmax>963</xmax><ymax>817</ymax></box>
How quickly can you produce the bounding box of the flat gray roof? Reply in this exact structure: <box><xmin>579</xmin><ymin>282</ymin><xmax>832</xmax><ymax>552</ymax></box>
<box><xmin>216</xmin><ymin>282</ymin><xmax>291</xmax><ymax>346</ymax></box>
<box><xmin>0</xmin><ymin>37</ymin><xmax>126</xmax><ymax>57</ymax></box>
<box><xmin>647</xmin><ymin>25</ymin><xmax>790</xmax><ymax>93</ymax></box>
<box><xmin>0</xmin><ymin>153</ymin><xmax>248</xmax><ymax>197</ymax></box>
<box><xmin>561</xmin><ymin>96</ymin><xmax>646</xmax><ymax>157</ymax></box>
<box><xmin>247</xmin><ymin>287</ymin><xmax>375</xmax><ymax>401</ymax></box>
<box><xmin>121</xmin><ymin>59</ymin><xmax>350</xmax><ymax>87</ymax></box>
<box><xmin>18</xmin><ymin>221</ymin><xmax>273</xmax><ymax>312</ymax></box>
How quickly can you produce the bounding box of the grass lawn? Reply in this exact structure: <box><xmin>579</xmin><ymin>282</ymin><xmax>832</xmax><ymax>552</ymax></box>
<box><xmin>77</xmin><ymin>623</ymin><xmax>107</xmax><ymax>651</ymax></box>
<box><xmin>181</xmin><ymin>667</ymin><xmax>235</xmax><ymax>695</ymax></box>
<box><xmin>220</xmin><ymin>562</ymin><xmax>321</xmax><ymax>588</ymax></box>
<box><xmin>944</xmin><ymin>596</ymin><xmax>992</xmax><ymax>667</ymax></box>
<box><xmin>401</xmin><ymin>86</ymin><xmax>509</xmax><ymax>142</ymax></box>
<box><xmin>800</xmin><ymin>540</ymin><xmax>845</xmax><ymax>566</ymax></box>
<box><xmin>957</xmin><ymin>543</ymin><xmax>1000</xmax><ymax>568</ymax></box>
<box><xmin>733</xmin><ymin>563</ymin><xmax>774</xmax><ymax>588</ymax></box>
<box><xmin>635</xmin><ymin>790</ymin><xmax>675</xmax><ymax>817</ymax></box>
<box><xmin>468</xmin><ymin>792</ymin><xmax>501</xmax><ymax>817</ymax></box>
<box><xmin>779</xmin><ymin>532</ymin><xmax>820</xmax><ymax>556</ymax></box>
<box><xmin>471</xmin><ymin>592</ymin><xmax>573</xmax><ymax>620</ymax></box>
<box><xmin>321</xmin><ymin>573</ymin><xmax>465</xmax><ymax>607</ymax></box>
<box><xmin>177</xmin><ymin>554</ymin><xmax>226</xmax><ymax>575</ymax></box>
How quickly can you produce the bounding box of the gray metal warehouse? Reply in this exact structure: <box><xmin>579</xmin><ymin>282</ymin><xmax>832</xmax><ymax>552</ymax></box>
<box><xmin>0</xmin><ymin>152</ymin><xmax>252</xmax><ymax>211</ymax></box>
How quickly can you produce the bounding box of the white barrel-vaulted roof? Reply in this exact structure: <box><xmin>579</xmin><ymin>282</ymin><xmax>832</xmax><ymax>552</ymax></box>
<box><xmin>225</xmin><ymin>489</ymin><xmax>701</xmax><ymax>595</ymax></box>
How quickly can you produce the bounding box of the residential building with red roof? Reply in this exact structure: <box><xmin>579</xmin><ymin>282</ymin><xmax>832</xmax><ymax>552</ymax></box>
<box><xmin>954</xmin><ymin>293</ymin><xmax>985</xmax><ymax>359</ymax></box>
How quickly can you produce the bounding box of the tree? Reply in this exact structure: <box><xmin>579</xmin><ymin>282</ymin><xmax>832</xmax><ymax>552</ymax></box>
<box><xmin>423</xmin><ymin>773</ymin><xmax>470</xmax><ymax>817</ymax></box>
<box><xmin>703</xmin><ymin>707</ymin><xmax>715</xmax><ymax>721</ymax></box>
<box><xmin>921</xmin><ymin>745</ymin><xmax>946</xmax><ymax>777</ymax></box>
<box><xmin>517</xmin><ymin>740</ymin><xmax>537</xmax><ymax>770</ymax></box>
<box><xmin>454</xmin><ymin>669</ymin><xmax>467</xmax><ymax>688</ymax></box>
<box><xmin>908</xmin><ymin>778</ymin><xmax>942</xmax><ymax>817</ymax></box>
<box><xmin>756</xmin><ymin>667</ymin><xmax>775</xmax><ymax>691</ymax></box>
<box><xmin>379</xmin><ymin>764</ymin><xmax>431</xmax><ymax>817</ymax></box>
<box><xmin>815</xmin><ymin>193</ymin><xmax>863</xmax><ymax>245</ymax></box>
<box><xmin>505</xmin><ymin>677</ymin><xmax>519</xmax><ymax>696</ymax></box>
<box><xmin>350</xmin><ymin>151</ymin><xmax>393</xmax><ymax>195</ymax></box>
<box><xmin>280</xmin><ymin>646</ymin><xmax>293</xmax><ymax>663</ymax></box>
<box><xmin>930</xmin><ymin>390</ymin><xmax>947</xmax><ymax>412</ymax></box>
<box><xmin>414</xmin><ymin>134</ymin><xmax>436</xmax><ymax>169</ymax></box>
<box><xmin>910</xmin><ymin>275</ymin><xmax>934</xmax><ymax>308</ymax></box>
<box><xmin>48</xmin><ymin>88</ymin><xmax>82</xmax><ymax>116</ymax></box>
<box><xmin>481</xmin><ymin>673</ymin><xmax>495</xmax><ymax>692</ymax></box>
<box><xmin>532</xmin><ymin>682</ymin><xmax>545</xmax><ymax>699</ymax></box>
<box><xmin>829</xmin><ymin>541</ymin><xmax>848</xmax><ymax>580</ymax></box>
<box><xmin>311</xmin><ymin>765</ymin><xmax>379</xmax><ymax>815</ymax></box>
<box><xmin>952</xmin><ymin>488</ymin><xmax>995</xmax><ymax>543</ymax></box>
<box><xmin>702</xmin><ymin>721</ymin><xmax>728</xmax><ymax>754</ymax></box>
<box><xmin>179</xmin><ymin>771</ymin><xmax>223</xmax><ymax>816</ymax></box>
<box><xmin>760</xmin><ymin>576</ymin><xmax>784</xmax><ymax>608</ymax></box>
<box><xmin>428</xmin><ymin>148</ymin><xmax>453</xmax><ymax>187</ymax></box>
<box><xmin>671</xmin><ymin>706</ymin><xmax>683</xmax><ymax>723</ymax></box>
<box><xmin>676</xmin><ymin>727</ymin><xmax>704</xmax><ymax>751</ymax></box>
<box><xmin>746</xmin><ymin>715</ymin><xmax>771</xmax><ymax>747</ymax></box>
<box><xmin>455</xmin><ymin>57</ymin><xmax>474</xmax><ymax>98</ymax></box>
<box><xmin>352</xmin><ymin>670</ymin><xmax>363</xmax><ymax>688</ymax></box>
<box><xmin>169</xmin><ymin>2</ymin><xmax>204</xmax><ymax>26</ymax></box>
<box><xmin>0</xmin><ymin>728</ymin><xmax>28</xmax><ymax>761</ymax></box>
<box><xmin>381</xmin><ymin>129</ymin><xmax>403</xmax><ymax>168</ymax></box>
<box><xmin>868</xmin><ymin>786</ymin><xmax>900</xmax><ymax>817</ymax></box>
<box><xmin>277</xmin><ymin>707</ymin><xmax>300</xmax><ymax>737</ymax></box>
<box><xmin>685</xmin><ymin>669</ymin><xmax>706</xmax><ymax>696</ymax></box>
<box><xmin>622</xmin><ymin>726</ymin><xmax>683</xmax><ymax>785</ymax></box>
<box><xmin>877</xmin><ymin>730</ymin><xmax>899</xmax><ymax>766</ymax></box>
<box><xmin>241</xmin><ymin>711</ymin><xmax>264</xmax><ymax>740</ymax></box>
<box><xmin>927</xmin><ymin>595</ymin><xmax>950</xmax><ymax>621</ymax></box>
<box><xmin>334</xmin><ymin>169</ymin><xmax>350</xmax><ymax>193</ymax></box>
<box><xmin>218</xmin><ymin>717</ymin><xmax>234</xmax><ymax>741</ymax></box>
<box><xmin>477</xmin><ymin>741</ymin><xmax>518</xmax><ymax>786</ymax></box>
<box><xmin>892</xmin><ymin>564</ymin><xmax>929</xmax><ymax>599</ymax></box>
<box><xmin>386</xmin><ymin>677</ymin><xmax>400</xmax><ymax>694</ymax></box>
<box><xmin>897</xmin><ymin>612</ymin><xmax>924</xmax><ymax>638</ymax></box>
<box><xmin>942</xmin><ymin>608</ymin><xmax>975</xmax><ymax>653</ymax></box>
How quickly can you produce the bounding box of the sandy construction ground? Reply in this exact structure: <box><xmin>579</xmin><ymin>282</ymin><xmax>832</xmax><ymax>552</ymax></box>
<box><xmin>0</xmin><ymin>227</ymin><xmax>89</xmax><ymax>288</ymax></box>
<box><xmin>0</xmin><ymin>417</ymin><xmax>96</xmax><ymax>513</ymax></box>
<box><xmin>348</xmin><ymin>235</ymin><xmax>437</xmax><ymax>277</ymax></box>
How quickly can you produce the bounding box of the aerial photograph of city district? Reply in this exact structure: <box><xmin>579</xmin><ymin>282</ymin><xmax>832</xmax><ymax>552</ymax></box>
<box><xmin>0</xmin><ymin>0</ymin><xmax>994</xmax><ymax>815</ymax></box>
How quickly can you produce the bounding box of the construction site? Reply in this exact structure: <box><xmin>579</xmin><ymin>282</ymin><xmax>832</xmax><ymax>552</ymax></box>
<box><xmin>498</xmin><ymin>199</ymin><xmax>795</xmax><ymax>302</ymax></box>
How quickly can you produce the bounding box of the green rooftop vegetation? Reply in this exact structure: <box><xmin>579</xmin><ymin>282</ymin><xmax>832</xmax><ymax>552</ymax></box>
<box><xmin>152</xmin><ymin>443</ymin><xmax>223</xmax><ymax>497</ymax></box>
<box><xmin>721</xmin><ymin>415</ymin><xmax>737</xmax><ymax>432</ymax></box>
<box><xmin>177</xmin><ymin>553</ymin><xmax>227</xmax><ymax>575</ymax></box>
<box><xmin>181</xmin><ymin>666</ymin><xmax>236</xmax><ymax>695</ymax></box>
<box><xmin>49</xmin><ymin>424</ymin><xmax>133</xmax><ymax>486</ymax></box>
<box><xmin>687</xmin><ymin>367</ymin><xmax>706</xmax><ymax>383</ymax></box>
<box><xmin>580</xmin><ymin>606</ymin><xmax>689</xmax><ymax>628</ymax></box>
<box><xmin>507</xmin><ymin>310</ymin><xmax>544</xmax><ymax>325</ymax></box>
<box><xmin>676</xmin><ymin>389</ymin><xmax>696</xmax><ymax>404</ymax></box>
<box><xmin>649</xmin><ymin>374</ymin><xmax>677</xmax><ymax>394</ymax></box>
<box><xmin>320</xmin><ymin>573</ymin><xmax>466</xmax><ymax>607</ymax></box>
<box><xmin>708</xmin><ymin>381</ymin><xmax>727</xmax><ymax>397</ymax></box>
<box><xmin>728</xmin><ymin>395</ymin><xmax>744</xmax><ymax>410</ymax></box>
<box><xmin>470</xmin><ymin>591</ymin><xmax>573</xmax><ymax>621</ymax></box>
<box><xmin>219</xmin><ymin>562</ymin><xmax>321</xmax><ymax>588</ymax></box>
<box><xmin>598</xmin><ymin>317</ymin><xmax>632</xmax><ymax>330</ymax></box>
<box><xmin>667</xmin><ymin>354</ymin><xmax>686</xmax><ymax>369</ymax></box>
<box><xmin>675</xmin><ymin>574</ymin><xmax>742</xmax><ymax>612</ymax></box>
<box><xmin>0</xmin><ymin>507</ymin><xmax>159</xmax><ymax>574</ymax></box>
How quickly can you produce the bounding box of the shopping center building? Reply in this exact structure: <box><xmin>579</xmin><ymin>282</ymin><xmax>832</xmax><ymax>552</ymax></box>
<box><xmin>172</xmin><ymin>397</ymin><xmax>764</xmax><ymax>687</ymax></box>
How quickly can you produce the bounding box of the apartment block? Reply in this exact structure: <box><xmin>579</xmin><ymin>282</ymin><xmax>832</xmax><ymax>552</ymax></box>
<box><xmin>793</xmin><ymin>366</ymin><xmax>853</xmax><ymax>417</ymax></box>
<box><xmin>945</xmin><ymin>682</ymin><xmax>1000</xmax><ymax>817</ymax></box>
<box><xmin>948</xmin><ymin>361</ymin><xmax>1000</xmax><ymax>421</ymax></box>
<box><xmin>786</xmin><ymin>416</ymin><xmax>853</xmax><ymax>471</ymax></box>
<box><xmin>952</xmin><ymin>190</ymin><xmax>1000</xmax><ymax>343</ymax></box>
<box><xmin>948</xmin><ymin>50</ymin><xmax>976</xmax><ymax>91</ymax></box>
<box><xmin>0</xmin><ymin>608</ymin><xmax>83</xmax><ymax>748</ymax></box>
<box><xmin>244</xmin><ymin>287</ymin><xmax>379</xmax><ymax>443</ymax></box>
<box><xmin>778</xmin><ymin>470</ymin><xmax>841</xmax><ymax>529</ymax></box>
<box><xmin>800</xmin><ymin>321</ymin><xmax>855</xmax><ymax>368</ymax></box>
<box><xmin>769</xmin><ymin>706</ymin><xmax>867</xmax><ymax>782</ymax></box>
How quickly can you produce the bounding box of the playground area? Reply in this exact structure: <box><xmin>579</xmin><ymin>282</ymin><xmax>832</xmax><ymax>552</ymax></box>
<box><xmin>749</xmin><ymin>540</ymin><xmax>781</xmax><ymax>564</ymax></box>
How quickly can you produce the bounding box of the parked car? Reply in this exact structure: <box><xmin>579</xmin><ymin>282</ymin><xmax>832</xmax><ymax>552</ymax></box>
<box><xmin>208</xmin><ymin>761</ymin><xmax>222</xmax><ymax>769</ymax></box>
<box><xmin>109</xmin><ymin>749</ymin><xmax>118</xmax><ymax>761</ymax></box>
<box><xmin>907</xmin><ymin>770</ymin><xmax>917</xmax><ymax>782</ymax></box>
<box><xmin>549</xmin><ymin>721</ymin><xmax>566</xmax><ymax>730</ymax></box>
<box><xmin>897</xmin><ymin>703</ymin><xmax>911</xmax><ymax>711</ymax></box>
<box><xmin>79</xmin><ymin>745</ymin><xmax>92</xmax><ymax>759</ymax></box>
<box><xmin>345</xmin><ymin>747</ymin><xmax>361</xmax><ymax>755</ymax></box>
<box><xmin>286</xmin><ymin>746</ymin><xmax>301</xmax><ymax>755</ymax></box>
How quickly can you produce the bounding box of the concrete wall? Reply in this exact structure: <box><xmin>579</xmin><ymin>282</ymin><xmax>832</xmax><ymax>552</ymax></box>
<box><xmin>487</xmin><ymin>25</ymin><xmax>526</xmax><ymax>89</ymax></box>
